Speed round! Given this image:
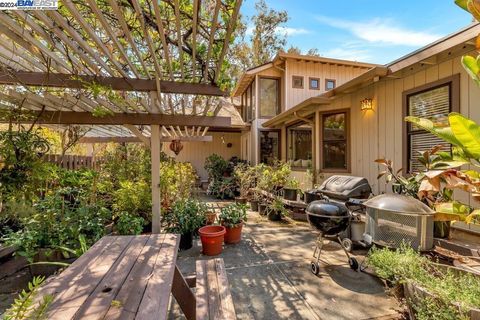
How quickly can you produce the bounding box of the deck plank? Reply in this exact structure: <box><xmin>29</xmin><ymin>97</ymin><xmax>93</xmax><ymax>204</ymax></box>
<box><xmin>207</xmin><ymin>260</ymin><xmax>220</xmax><ymax>319</ymax></box>
<box><xmin>135</xmin><ymin>234</ymin><xmax>179</xmax><ymax>320</ymax></box>
<box><xmin>35</xmin><ymin>236</ymin><xmax>117</xmax><ymax>301</ymax></box>
<box><xmin>73</xmin><ymin>235</ymin><xmax>150</xmax><ymax>319</ymax></box>
<box><xmin>215</xmin><ymin>259</ymin><xmax>236</xmax><ymax>319</ymax></box>
<box><xmin>45</xmin><ymin>236</ymin><xmax>134</xmax><ymax>319</ymax></box>
<box><xmin>195</xmin><ymin>260</ymin><xmax>208</xmax><ymax>320</ymax></box>
<box><xmin>103</xmin><ymin>234</ymin><xmax>170</xmax><ymax>320</ymax></box>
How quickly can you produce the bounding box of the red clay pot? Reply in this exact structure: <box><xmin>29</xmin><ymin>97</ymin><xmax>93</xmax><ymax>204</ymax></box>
<box><xmin>223</xmin><ymin>222</ymin><xmax>243</xmax><ymax>244</ymax></box>
<box><xmin>198</xmin><ymin>225</ymin><xmax>226</xmax><ymax>256</ymax></box>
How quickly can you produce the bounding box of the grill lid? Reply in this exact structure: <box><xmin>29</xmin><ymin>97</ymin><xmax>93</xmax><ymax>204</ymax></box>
<box><xmin>317</xmin><ymin>175</ymin><xmax>372</xmax><ymax>200</ymax></box>
<box><xmin>306</xmin><ymin>200</ymin><xmax>349</xmax><ymax>217</ymax></box>
<box><xmin>363</xmin><ymin>194</ymin><xmax>434</xmax><ymax>215</ymax></box>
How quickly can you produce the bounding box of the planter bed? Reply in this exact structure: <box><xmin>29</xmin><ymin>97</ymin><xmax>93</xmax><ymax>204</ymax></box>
<box><xmin>368</xmin><ymin>246</ymin><xmax>480</xmax><ymax>320</ymax></box>
<box><xmin>404</xmin><ymin>281</ymin><xmax>480</xmax><ymax>320</ymax></box>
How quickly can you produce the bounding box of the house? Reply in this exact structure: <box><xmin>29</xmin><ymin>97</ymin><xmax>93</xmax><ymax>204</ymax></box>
<box><xmin>233</xmin><ymin>23</ymin><xmax>480</xmax><ymax>208</ymax></box>
<box><xmin>231</xmin><ymin>52</ymin><xmax>376</xmax><ymax>181</ymax></box>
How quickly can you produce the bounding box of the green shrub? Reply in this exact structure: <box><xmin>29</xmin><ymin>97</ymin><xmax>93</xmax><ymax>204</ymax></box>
<box><xmin>164</xmin><ymin>199</ymin><xmax>207</xmax><ymax>234</ymax></box>
<box><xmin>3</xmin><ymin>191</ymin><xmax>111</xmax><ymax>261</ymax></box>
<box><xmin>160</xmin><ymin>159</ymin><xmax>197</xmax><ymax>208</ymax></box>
<box><xmin>367</xmin><ymin>244</ymin><xmax>480</xmax><ymax>319</ymax></box>
<box><xmin>113</xmin><ymin>180</ymin><xmax>151</xmax><ymax>222</ymax></box>
<box><xmin>115</xmin><ymin>212</ymin><xmax>145</xmax><ymax>235</ymax></box>
<box><xmin>219</xmin><ymin>203</ymin><xmax>247</xmax><ymax>228</ymax></box>
<box><xmin>204</xmin><ymin>154</ymin><xmax>228</xmax><ymax>180</ymax></box>
<box><xmin>0</xmin><ymin>126</ymin><xmax>51</xmax><ymax>200</ymax></box>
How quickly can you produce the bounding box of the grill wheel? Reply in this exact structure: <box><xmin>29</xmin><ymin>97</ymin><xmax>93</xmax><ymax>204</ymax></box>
<box><xmin>310</xmin><ymin>262</ymin><xmax>320</xmax><ymax>275</ymax></box>
<box><xmin>348</xmin><ymin>257</ymin><xmax>359</xmax><ymax>271</ymax></box>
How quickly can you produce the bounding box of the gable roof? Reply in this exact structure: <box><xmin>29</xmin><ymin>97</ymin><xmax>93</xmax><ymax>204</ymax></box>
<box><xmin>263</xmin><ymin>22</ymin><xmax>480</xmax><ymax>128</ymax></box>
<box><xmin>231</xmin><ymin>52</ymin><xmax>378</xmax><ymax>97</ymax></box>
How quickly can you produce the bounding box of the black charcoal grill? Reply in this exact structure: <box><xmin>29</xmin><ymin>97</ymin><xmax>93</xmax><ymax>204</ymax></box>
<box><xmin>306</xmin><ymin>175</ymin><xmax>372</xmax><ymax>275</ymax></box>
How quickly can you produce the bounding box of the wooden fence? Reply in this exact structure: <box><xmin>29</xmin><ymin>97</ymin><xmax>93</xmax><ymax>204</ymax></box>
<box><xmin>44</xmin><ymin>154</ymin><xmax>103</xmax><ymax>170</ymax></box>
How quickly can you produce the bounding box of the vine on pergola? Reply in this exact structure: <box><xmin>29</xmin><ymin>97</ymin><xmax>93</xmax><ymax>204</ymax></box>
<box><xmin>0</xmin><ymin>0</ymin><xmax>242</xmax><ymax>120</ymax></box>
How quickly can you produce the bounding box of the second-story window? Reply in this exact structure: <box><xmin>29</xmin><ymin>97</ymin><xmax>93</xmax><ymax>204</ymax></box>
<box><xmin>325</xmin><ymin>79</ymin><xmax>336</xmax><ymax>90</ymax></box>
<box><xmin>292</xmin><ymin>76</ymin><xmax>304</xmax><ymax>89</ymax></box>
<box><xmin>259</xmin><ymin>77</ymin><xmax>280</xmax><ymax>118</ymax></box>
<box><xmin>309</xmin><ymin>77</ymin><xmax>320</xmax><ymax>90</ymax></box>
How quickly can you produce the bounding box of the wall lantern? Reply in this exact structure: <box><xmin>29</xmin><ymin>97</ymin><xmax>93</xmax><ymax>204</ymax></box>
<box><xmin>361</xmin><ymin>98</ymin><xmax>373</xmax><ymax>111</ymax></box>
<box><xmin>169</xmin><ymin>140</ymin><xmax>183</xmax><ymax>155</ymax></box>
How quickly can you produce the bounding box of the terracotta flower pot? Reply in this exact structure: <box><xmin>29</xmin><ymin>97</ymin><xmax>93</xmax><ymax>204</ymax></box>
<box><xmin>199</xmin><ymin>225</ymin><xmax>226</xmax><ymax>256</ymax></box>
<box><xmin>223</xmin><ymin>222</ymin><xmax>243</xmax><ymax>244</ymax></box>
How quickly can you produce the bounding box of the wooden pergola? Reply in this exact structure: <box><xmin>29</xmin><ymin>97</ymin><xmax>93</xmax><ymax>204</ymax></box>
<box><xmin>0</xmin><ymin>0</ymin><xmax>243</xmax><ymax>232</ymax></box>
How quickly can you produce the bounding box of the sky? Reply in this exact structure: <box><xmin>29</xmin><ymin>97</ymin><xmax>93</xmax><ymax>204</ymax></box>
<box><xmin>240</xmin><ymin>0</ymin><xmax>474</xmax><ymax>64</ymax></box>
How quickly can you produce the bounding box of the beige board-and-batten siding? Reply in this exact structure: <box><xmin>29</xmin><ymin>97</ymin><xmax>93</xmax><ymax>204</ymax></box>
<box><xmin>285</xmin><ymin>60</ymin><xmax>370</xmax><ymax>110</ymax></box>
<box><xmin>324</xmin><ymin>51</ymin><xmax>479</xmax><ymax>206</ymax></box>
<box><xmin>162</xmin><ymin>132</ymin><xmax>241</xmax><ymax>180</ymax></box>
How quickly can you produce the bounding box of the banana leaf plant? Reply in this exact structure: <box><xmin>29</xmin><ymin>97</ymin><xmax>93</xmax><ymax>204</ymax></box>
<box><xmin>376</xmin><ymin>145</ymin><xmax>456</xmax><ymax>206</ymax></box>
<box><xmin>403</xmin><ymin>113</ymin><xmax>480</xmax><ymax>224</ymax></box>
<box><xmin>455</xmin><ymin>0</ymin><xmax>480</xmax><ymax>84</ymax></box>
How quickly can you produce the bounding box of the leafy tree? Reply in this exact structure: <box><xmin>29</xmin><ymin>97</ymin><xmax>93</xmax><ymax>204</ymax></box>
<box><xmin>227</xmin><ymin>0</ymin><xmax>288</xmax><ymax>84</ymax></box>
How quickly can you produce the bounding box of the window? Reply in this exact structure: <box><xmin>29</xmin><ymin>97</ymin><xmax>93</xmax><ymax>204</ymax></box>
<box><xmin>259</xmin><ymin>77</ymin><xmax>280</xmax><ymax>118</ymax></box>
<box><xmin>309</xmin><ymin>77</ymin><xmax>320</xmax><ymax>90</ymax></box>
<box><xmin>404</xmin><ymin>75</ymin><xmax>459</xmax><ymax>173</ymax></box>
<box><xmin>250</xmin><ymin>80</ymin><xmax>256</xmax><ymax>121</ymax></box>
<box><xmin>259</xmin><ymin>130</ymin><xmax>280</xmax><ymax>165</ymax></box>
<box><xmin>246</xmin><ymin>85</ymin><xmax>251</xmax><ymax>121</ymax></box>
<box><xmin>292</xmin><ymin>76</ymin><xmax>304</xmax><ymax>89</ymax></box>
<box><xmin>325</xmin><ymin>79</ymin><xmax>336</xmax><ymax>91</ymax></box>
<box><xmin>241</xmin><ymin>81</ymin><xmax>256</xmax><ymax>122</ymax></box>
<box><xmin>322</xmin><ymin>112</ymin><xmax>348</xmax><ymax>170</ymax></box>
<box><xmin>287</xmin><ymin>121</ymin><xmax>313</xmax><ymax>169</ymax></box>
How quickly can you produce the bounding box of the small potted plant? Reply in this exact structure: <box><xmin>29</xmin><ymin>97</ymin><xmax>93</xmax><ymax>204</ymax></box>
<box><xmin>164</xmin><ymin>199</ymin><xmax>206</xmax><ymax>250</ymax></box>
<box><xmin>219</xmin><ymin>203</ymin><xmax>248</xmax><ymax>244</ymax></box>
<box><xmin>283</xmin><ymin>178</ymin><xmax>300</xmax><ymax>201</ymax></box>
<box><xmin>204</xmin><ymin>204</ymin><xmax>217</xmax><ymax>225</ymax></box>
<box><xmin>258</xmin><ymin>200</ymin><xmax>269</xmax><ymax>215</ymax></box>
<box><xmin>271</xmin><ymin>162</ymin><xmax>292</xmax><ymax>194</ymax></box>
<box><xmin>234</xmin><ymin>163</ymin><xmax>255</xmax><ymax>204</ymax></box>
<box><xmin>267</xmin><ymin>197</ymin><xmax>288</xmax><ymax>221</ymax></box>
<box><xmin>249</xmin><ymin>188</ymin><xmax>262</xmax><ymax>212</ymax></box>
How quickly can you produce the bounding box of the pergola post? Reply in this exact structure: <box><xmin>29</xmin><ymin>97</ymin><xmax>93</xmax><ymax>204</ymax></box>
<box><xmin>151</xmin><ymin>124</ymin><xmax>161</xmax><ymax>234</ymax></box>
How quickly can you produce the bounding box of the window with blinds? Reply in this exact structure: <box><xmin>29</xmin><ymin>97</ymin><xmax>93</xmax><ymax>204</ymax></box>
<box><xmin>406</xmin><ymin>83</ymin><xmax>452</xmax><ymax>173</ymax></box>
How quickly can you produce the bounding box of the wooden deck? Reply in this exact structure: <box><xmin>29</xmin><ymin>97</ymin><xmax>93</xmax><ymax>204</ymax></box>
<box><xmin>35</xmin><ymin>234</ymin><xmax>195</xmax><ymax>320</ymax></box>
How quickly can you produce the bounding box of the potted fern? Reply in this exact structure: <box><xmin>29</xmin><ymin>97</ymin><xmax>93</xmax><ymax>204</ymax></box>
<box><xmin>219</xmin><ymin>203</ymin><xmax>247</xmax><ymax>244</ymax></box>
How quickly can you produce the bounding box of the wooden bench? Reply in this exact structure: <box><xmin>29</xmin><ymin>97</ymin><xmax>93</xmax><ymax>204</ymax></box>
<box><xmin>196</xmin><ymin>258</ymin><xmax>236</xmax><ymax>320</ymax></box>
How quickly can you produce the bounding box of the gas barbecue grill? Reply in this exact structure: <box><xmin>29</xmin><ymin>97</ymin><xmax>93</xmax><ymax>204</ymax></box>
<box><xmin>305</xmin><ymin>175</ymin><xmax>372</xmax><ymax>275</ymax></box>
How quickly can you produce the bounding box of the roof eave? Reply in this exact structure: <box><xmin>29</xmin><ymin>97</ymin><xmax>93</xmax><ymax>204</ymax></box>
<box><xmin>262</xmin><ymin>96</ymin><xmax>331</xmax><ymax>128</ymax></box>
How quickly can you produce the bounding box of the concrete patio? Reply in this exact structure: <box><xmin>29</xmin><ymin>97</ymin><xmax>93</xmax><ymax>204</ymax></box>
<box><xmin>169</xmin><ymin>203</ymin><xmax>402</xmax><ymax>320</ymax></box>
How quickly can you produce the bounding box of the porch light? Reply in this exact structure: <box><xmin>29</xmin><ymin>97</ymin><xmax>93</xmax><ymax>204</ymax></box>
<box><xmin>361</xmin><ymin>98</ymin><xmax>373</xmax><ymax>111</ymax></box>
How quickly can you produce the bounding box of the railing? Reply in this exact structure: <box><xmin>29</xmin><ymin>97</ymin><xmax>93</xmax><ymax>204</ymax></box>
<box><xmin>44</xmin><ymin>154</ymin><xmax>103</xmax><ymax>170</ymax></box>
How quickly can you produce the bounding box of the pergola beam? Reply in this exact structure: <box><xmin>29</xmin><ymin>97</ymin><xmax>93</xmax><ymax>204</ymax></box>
<box><xmin>124</xmin><ymin>124</ymin><xmax>151</xmax><ymax>148</ymax></box>
<box><xmin>79</xmin><ymin>136</ymin><xmax>213</xmax><ymax>143</ymax></box>
<box><xmin>0</xmin><ymin>71</ymin><xmax>227</xmax><ymax>96</ymax></box>
<box><xmin>1</xmin><ymin>111</ymin><xmax>232</xmax><ymax>127</ymax></box>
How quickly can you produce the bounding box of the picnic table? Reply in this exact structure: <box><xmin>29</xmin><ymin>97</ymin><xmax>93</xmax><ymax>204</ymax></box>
<box><xmin>35</xmin><ymin>234</ymin><xmax>195</xmax><ymax>320</ymax></box>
